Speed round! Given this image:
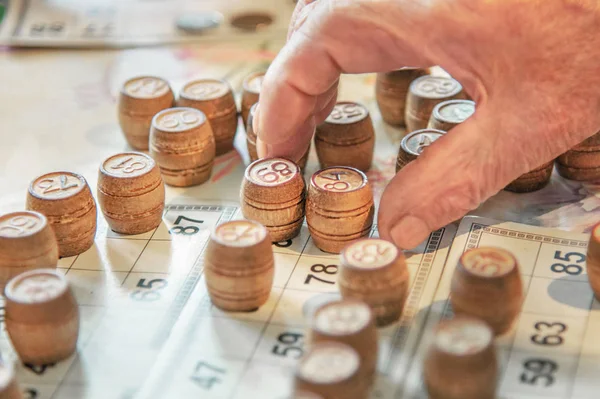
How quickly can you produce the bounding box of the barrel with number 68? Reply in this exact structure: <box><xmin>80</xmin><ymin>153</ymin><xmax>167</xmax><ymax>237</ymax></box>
<box><xmin>241</xmin><ymin>158</ymin><xmax>306</xmax><ymax>242</ymax></box>
<box><xmin>97</xmin><ymin>152</ymin><xmax>165</xmax><ymax>235</ymax></box>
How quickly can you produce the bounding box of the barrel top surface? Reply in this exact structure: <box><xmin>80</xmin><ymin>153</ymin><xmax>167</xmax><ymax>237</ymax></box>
<box><xmin>6</xmin><ymin>268</ymin><xmax>68</xmax><ymax>304</ymax></box>
<box><xmin>246</xmin><ymin>158</ymin><xmax>299</xmax><ymax>187</ymax></box>
<box><xmin>410</xmin><ymin>75</ymin><xmax>462</xmax><ymax>99</ymax></box>
<box><xmin>324</xmin><ymin>102</ymin><xmax>369</xmax><ymax>125</ymax></box>
<box><xmin>212</xmin><ymin>220</ymin><xmax>268</xmax><ymax>247</ymax></box>
<box><xmin>181</xmin><ymin>79</ymin><xmax>231</xmax><ymax>101</ymax></box>
<box><xmin>434</xmin><ymin>317</ymin><xmax>492</xmax><ymax>356</ymax></box>
<box><xmin>311</xmin><ymin>167</ymin><xmax>367</xmax><ymax>194</ymax></box>
<box><xmin>243</xmin><ymin>71</ymin><xmax>265</xmax><ymax>94</ymax></box>
<box><xmin>0</xmin><ymin>211</ymin><xmax>47</xmax><ymax>238</ymax></box>
<box><xmin>122</xmin><ymin>76</ymin><xmax>171</xmax><ymax>99</ymax></box>
<box><xmin>401</xmin><ymin>129</ymin><xmax>446</xmax><ymax>157</ymax></box>
<box><xmin>29</xmin><ymin>171</ymin><xmax>87</xmax><ymax>200</ymax></box>
<box><xmin>341</xmin><ymin>238</ymin><xmax>399</xmax><ymax>270</ymax></box>
<box><xmin>313</xmin><ymin>300</ymin><xmax>372</xmax><ymax>335</ymax></box>
<box><xmin>297</xmin><ymin>342</ymin><xmax>359</xmax><ymax>384</ymax></box>
<box><xmin>460</xmin><ymin>247</ymin><xmax>517</xmax><ymax>278</ymax></box>
<box><xmin>152</xmin><ymin>107</ymin><xmax>206</xmax><ymax>133</ymax></box>
<box><xmin>434</xmin><ymin>99</ymin><xmax>475</xmax><ymax>124</ymax></box>
<box><xmin>101</xmin><ymin>152</ymin><xmax>156</xmax><ymax>179</ymax></box>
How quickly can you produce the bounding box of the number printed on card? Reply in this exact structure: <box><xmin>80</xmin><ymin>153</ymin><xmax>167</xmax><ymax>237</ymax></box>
<box><xmin>248</xmin><ymin>158</ymin><xmax>297</xmax><ymax>186</ymax></box>
<box><xmin>271</xmin><ymin>332</ymin><xmax>304</xmax><ymax>359</ymax></box>
<box><xmin>550</xmin><ymin>250</ymin><xmax>585</xmax><ymax>276</ymax></box>
<box><xmin>32</xmin><ymin>172</ymin><xmax>84</xmax><ymax>199</ymax></box>
<box><xmin>190</xmin><ymin>361</ymin><xmax>226</xmax><ymax>390</ymax></box>
<box><xmin>520</xmin><ymin>358</ymin><xmax>558</xmax><ymax>387</ymax></box>
<box><xmin>531</xmin><ymin>322</ymin><xmax>567</xmax><ymax>347</ymax></box>
<box><xmin>304</xmin><ymin>264</ymin><xmax>338</xmax><ymax>285</ymax></box>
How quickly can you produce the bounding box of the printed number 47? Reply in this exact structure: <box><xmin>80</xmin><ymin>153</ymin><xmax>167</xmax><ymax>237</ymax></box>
<box><xmin>169</xmin><ymin>216</ymin><xmax>204</xmax><ymax>235</ymax></box>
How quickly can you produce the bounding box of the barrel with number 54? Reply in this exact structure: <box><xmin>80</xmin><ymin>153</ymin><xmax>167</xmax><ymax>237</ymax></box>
<box><xmin>97</xmin><ymin>152</ymin><xmax>165</xmax><ymax>235</ymax></box>
<box><xmin>204</xmin><ymin>220</ymin><xmax>274</xmax><ymax>311</ymax></box>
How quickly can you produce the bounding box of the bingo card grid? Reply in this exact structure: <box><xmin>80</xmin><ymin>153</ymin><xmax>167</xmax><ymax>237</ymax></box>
<box><xmin>403</xmin><ymin>216</ymin><xmax>600</xmax><ymax>399</ymax></box>
<box><xmin>0</xmin><ymin>199</ymin><xmax>458</xmax><ymax>399</ymax></box>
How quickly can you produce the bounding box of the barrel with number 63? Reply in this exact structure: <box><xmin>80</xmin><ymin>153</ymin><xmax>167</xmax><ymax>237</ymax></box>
<box><xmin>241</xmin><ymin>158</ymin><xmax>306</xmax><ymax>242</ymax></box>
<box><xmin>97</xmin><ymin>152</ymin><xmax>165</xmax><ymax>235</ymax></box>
<box><xmin>338</xmin><ymin>238</ymin><xmax>409</xmax><ymax>326</ymax></box>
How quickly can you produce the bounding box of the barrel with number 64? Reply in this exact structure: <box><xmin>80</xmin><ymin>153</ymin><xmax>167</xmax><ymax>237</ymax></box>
<box><xmin>97</xmin><ymin>152</ymin><xmax>165</xmax><ymax>235</ymax></box>
<box><xmin>306</xmin><ymin>167</ymin><xmax>374</xmax><ymax>254</ymax></box>
<box><xmin>204</xmin><ymin>220</ymin><xmax>274</xmax><ymax>311</ymax></box>
<box><xmin>241</xmin><ymin>158</ymin><xmax>306</xmax><ymax>242</ymax></box>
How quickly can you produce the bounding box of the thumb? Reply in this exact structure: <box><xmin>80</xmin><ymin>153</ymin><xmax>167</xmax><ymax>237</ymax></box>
<box><xmin>378</xmin><ymin>107</ymin><xmax>543</xmax><ymax>250</ymax></box>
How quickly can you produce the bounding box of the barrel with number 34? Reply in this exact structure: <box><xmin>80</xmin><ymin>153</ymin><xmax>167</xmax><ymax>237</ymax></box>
<box><xmin>241</xmin><ymin>158</ymin><xmax>306</xmax><ymax>242</ymax></box>
<box><xmin>97</xmin><ymin>152</ymin><xmax>165</xmax><ymax>235</ymax></box>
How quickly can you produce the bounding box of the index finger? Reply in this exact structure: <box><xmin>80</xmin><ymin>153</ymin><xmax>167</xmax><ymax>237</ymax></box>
<box><xmin>255</xmin><ymin>0</ymin><xmax>432</xmax><ymax>158</ymax></box>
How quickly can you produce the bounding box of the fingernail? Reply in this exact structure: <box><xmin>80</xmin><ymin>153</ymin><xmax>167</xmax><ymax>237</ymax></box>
<box><xmin>256</xmin><ymin>137</ymin><xmax>273</xmax><ymax>158</ymax></box>
<box><xmin>390</xmin><ymin>215</ymin><xmax>431</xmax><ymax>250</ymax></box>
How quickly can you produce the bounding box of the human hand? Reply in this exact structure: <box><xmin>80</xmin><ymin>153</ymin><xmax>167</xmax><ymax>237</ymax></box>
<box><xmin>254</xmin><ymin>0</ymin><xmax>600</xmax><ymax>249</ymax></box>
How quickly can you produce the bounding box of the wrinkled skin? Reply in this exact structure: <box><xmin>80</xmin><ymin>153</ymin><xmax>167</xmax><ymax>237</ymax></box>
<box><xmin>254</xmin><ymin>0</ymin><xmax>600</xmax><ymax>249</ymax></box>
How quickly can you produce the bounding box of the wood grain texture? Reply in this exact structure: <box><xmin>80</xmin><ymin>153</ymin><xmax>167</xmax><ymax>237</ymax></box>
<box><xmin>26</xmin><ymin>171</ymin><xmax>97</xmax><ymax>257</ymax></box>
<box><xmin>97</xmin><ymin>152</ymin><xmax>165</xmax><ymax>235</ymax></box>
<box><xmin>0</xmin><ymin>211</ymin><xmax>58</xmax><ymax>292</ymax></box>
<box><xmin>450</xmin><ymin>247</ymin><xmax>523</xmax><ymax>335</ymax></box>
<box><xmin>118</xmin><ymin>76</ymin><xmax>175</xmax><ymax>150</ymax></box>
<box><xmin>5</xmin><ymin>269</ymin><xmax>79</xmax><ymax>365</ymax></box>
<box><xmin>204</xmin><ymin>220</ymin><xmax>274</xmax><ymax>311</ymax></box>
<box><xmin>306</xmin><ymin>167</ymin><xmax>374</xmax><ymax>254</ymax></box>
<box><xmin>338</xmin><ymin>239</ymin><xmax>409</xmax><ymax>327</ymax></box>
